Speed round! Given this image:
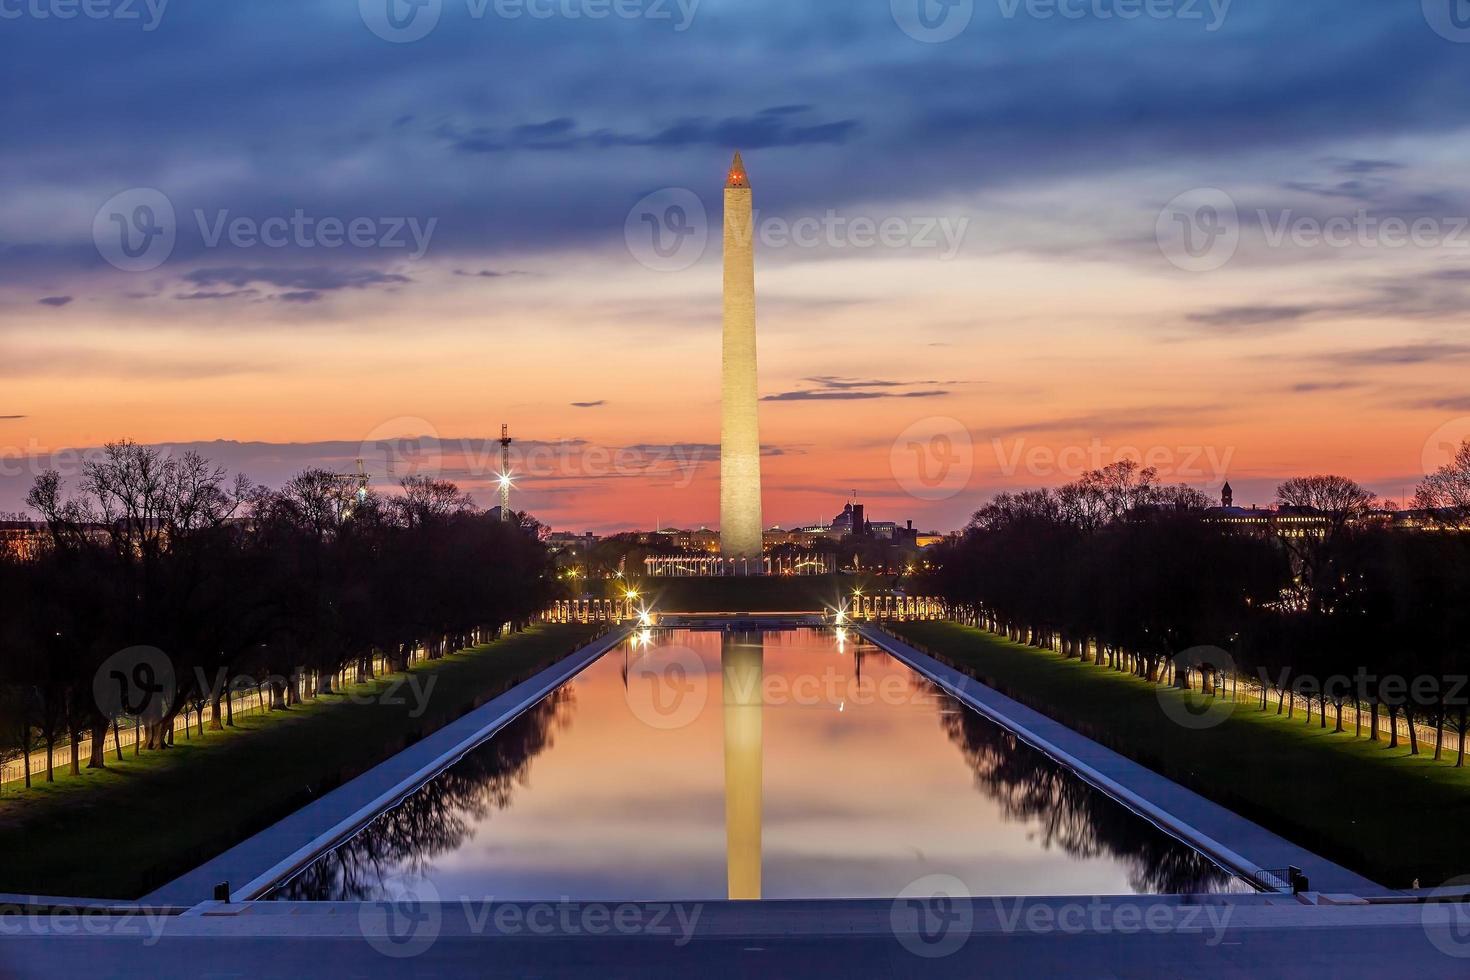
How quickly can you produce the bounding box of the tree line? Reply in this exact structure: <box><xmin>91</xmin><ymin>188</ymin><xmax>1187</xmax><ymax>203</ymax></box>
<box><xmin>0</xmin><ymin>442</ymin><xmax>558</xmax><ymax>786</ymax></box>
<box><xmin>921</xmin><ymin>444</ymin><xmax>1470</xmax><ymax>761</ymax></box>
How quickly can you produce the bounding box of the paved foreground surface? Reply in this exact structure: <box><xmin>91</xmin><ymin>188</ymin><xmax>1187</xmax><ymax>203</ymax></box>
<box><xmin>4</xmin><ymin>897</ymin><xmax>1470</xmax><ymax>978</ymax></box>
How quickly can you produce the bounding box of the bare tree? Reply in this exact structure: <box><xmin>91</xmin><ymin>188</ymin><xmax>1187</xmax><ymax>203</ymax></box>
<box><xmin>1416</xmin><ymin>439</ymin><xmax>1470</xmax><ymax>526</ymax></box>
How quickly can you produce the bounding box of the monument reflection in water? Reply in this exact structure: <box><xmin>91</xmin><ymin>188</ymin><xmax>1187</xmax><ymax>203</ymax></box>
<box><xmin>275</xmin><ymin>629</ymin><xmax>1244</xmax><ymax>902</ymax></box>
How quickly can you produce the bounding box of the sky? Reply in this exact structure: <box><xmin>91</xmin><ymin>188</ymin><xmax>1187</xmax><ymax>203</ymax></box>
<box><xmin>3</xmin><ymin>0</ymin><xmax>1470</xmax><ymax>532</ymax></box>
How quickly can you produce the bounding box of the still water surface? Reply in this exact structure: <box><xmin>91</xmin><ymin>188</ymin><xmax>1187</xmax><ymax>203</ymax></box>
<box><xmin>278</xmin><ymin>628</ymin><xmax>1243</xmax><ymax>901</ymax></box>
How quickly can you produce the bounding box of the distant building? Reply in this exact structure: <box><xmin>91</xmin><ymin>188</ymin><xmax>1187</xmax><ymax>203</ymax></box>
<box><xmin>0</xmin><ymin>521</ymin><xmax>47</xmax><ymax>561</ymax></box>
<box><xmin>546</xmin><ymin>531</ymin><xmax>600</xmax><ymax>553</ymax></box>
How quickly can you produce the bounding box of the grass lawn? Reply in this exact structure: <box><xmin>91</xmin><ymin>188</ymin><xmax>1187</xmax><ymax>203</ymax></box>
<box><xmin>887</xmin><ymin>620</ymin><xmax>1470</xmax><ymax>890</ymax></box>
<box><xmin>0</xmin><ymin>624</ymin><xmax>604</xmax><ymax>901</ymax></box>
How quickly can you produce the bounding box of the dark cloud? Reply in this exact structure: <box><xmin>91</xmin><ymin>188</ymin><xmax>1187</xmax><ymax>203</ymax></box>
<box><xmin>0</xmin><ymin>415</ymin><xmax>26</xmax><ymax>420</ymax></box>
<box><xmin>1187</xmin><ymin>306</ymin><xmax>1321</xmax><ymax>330</ymax></box>
<box><xmin>764</xmin><ymin>389</ymin><xmax>947</xmax><ymax>402</ymax></box>
<box><xmin>1402</xmin><ymin>395</ymin><xmax>1470</xmax><ymax>412</ymax></box>
<box><xmin>439</xmin><ymin>108</ymin><xmax>860</xmax><ymax>155</ymax></box>
<box><xmin>570</xmin><ymin>401</ymin><xmax>606</xmax><ymax>409</ymax></box>
<box><xmin>453</xmin><ymin>269</ymin><xmax>527</xmax><ymax>279</ymax></box>
<box><xmin>37</xmin><ymin>296</ymin><xmax>73</xmax><ymax>307</ymax></box>
<box><xmin>1326</xmin><ymin>158</ymin><xmax>1405</xmax><ymax>176</ymax></box>
<box><xmin>175</xmin><ymin>289</ymin><xmax>258</xmax><ymax>302</ymax></box>
<box><xmin>4</xmin><ymin>2</ymin><xmax>1470</xmax><ymax>302</ymax></box>
<box><xmin>1289</xmin><ymin>381</ymin><xmax>1364</xmax><ymax>394</ymax></box>
<box><xmin>1317</xmin><ymin>344</ymin><xmax>1470</xmax><ymax>367</ymax></box>
<box><xmin>182</xmin><ymin>267</ymin><xmax>411</xmax><ymax>292</ymax></box>
<box><xmin>1184</xmin><ymin>268</ymin><xmax>1470</xmax><ymax>335</ymax></box>
<box><xmin>765</xmin><ymin>375</ymin><xmax>954</xmax><ymax>401</ymax></box>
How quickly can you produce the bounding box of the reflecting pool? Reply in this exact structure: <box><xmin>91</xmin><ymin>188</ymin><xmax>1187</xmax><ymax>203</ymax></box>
<box><xmin>276</xmin><ymin>628</ymin><xmax>1245</xmax><ymax>901</ymax></box>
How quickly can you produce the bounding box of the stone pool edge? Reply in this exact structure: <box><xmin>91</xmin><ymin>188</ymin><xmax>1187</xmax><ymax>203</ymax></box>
<box><xmin>145</xmin><ymin>626</ymin><xmax>632</xmax><ymax>907</ymax></box>
<box><xmin>859</xmin><ymin>625</ymin><xmax>1388</xmax><ymax>897</ymax></box>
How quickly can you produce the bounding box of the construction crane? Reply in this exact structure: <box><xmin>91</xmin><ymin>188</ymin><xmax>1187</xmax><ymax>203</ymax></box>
<box><xmin>328</xmin><ymin>459</ymin><xmax>371</xmax><ymax>520</ymax></box>
<box><xmin>497</xmin><ymin>424</ymin><xmax>514</xmax><ymax>521</ymax></box>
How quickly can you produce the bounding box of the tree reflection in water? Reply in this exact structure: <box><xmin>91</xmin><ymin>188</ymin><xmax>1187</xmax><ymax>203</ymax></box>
<box><xmin>275</xmin><ymin>689</ymin><xmax>575</xmax><ymax>901</ymax></box>
<box><xmin>923</xmin><ymin>678</ymin><xmax>1246</xmax><ymax>894</ymax></box>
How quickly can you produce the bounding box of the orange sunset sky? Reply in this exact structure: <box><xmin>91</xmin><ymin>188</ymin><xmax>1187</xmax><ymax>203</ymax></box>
<box><xmin>4</xmin><ymin>4</ymin><xmax>1469</xmax><ymax>533</ymax></box>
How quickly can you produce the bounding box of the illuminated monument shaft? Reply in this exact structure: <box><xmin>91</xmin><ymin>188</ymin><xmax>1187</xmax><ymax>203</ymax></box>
<box><xmin>720</xmin><ymin>152</ymin><xmax>764</xmax><ymax>564</ymax></box>
<box><xmin>722</xmin><ymin>632</ymin><xmax>763</xmax><ymax>900</ymax></box>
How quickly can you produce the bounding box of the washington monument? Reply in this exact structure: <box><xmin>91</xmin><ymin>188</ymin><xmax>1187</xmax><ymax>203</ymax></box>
<box><xmin>720</xmin><ymin>151</ymin><xmax>763</xmax><ymax>564</ymax></box>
